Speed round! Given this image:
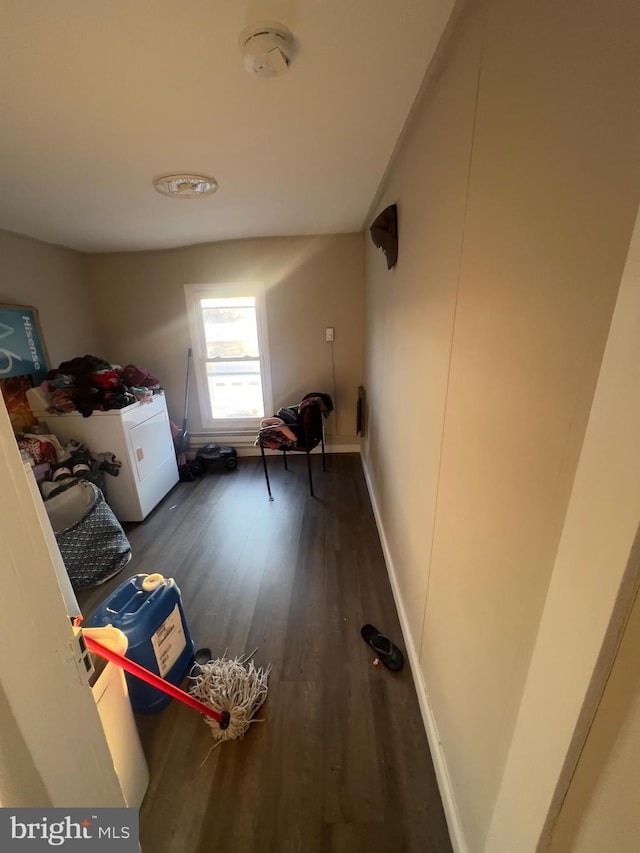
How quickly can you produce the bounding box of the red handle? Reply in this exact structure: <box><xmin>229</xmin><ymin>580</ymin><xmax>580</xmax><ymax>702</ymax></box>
<box><xmin>84</xmin><ymin>634</ymin><xmax>224</xmax><ymax>724</ymax></box>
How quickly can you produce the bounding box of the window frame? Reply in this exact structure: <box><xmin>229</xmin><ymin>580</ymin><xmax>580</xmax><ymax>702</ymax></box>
<box><xmin>184</xmin><ymin>282</ymin><xmax>273</xmax><ymax>433</ymax></box>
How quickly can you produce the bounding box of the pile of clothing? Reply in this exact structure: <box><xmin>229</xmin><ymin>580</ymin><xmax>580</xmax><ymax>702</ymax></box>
<box><xmin>255</xmin><ymin>392</ymin><xmax>333</xmax><ymax>450</ymax></box>
<box><xmin>40</xmin><ymin>439</ymin><xmax>122</xmax><ymax>500</ymax></box>
<box><xmin>17</xmin><ymin>428</ymin><xmax>121</xmax><ymax>499</ymax></box>
<box><xmin>41</xmin><ymin>355</ymin><xmax>162</xmax><ymax>417</ymax></box>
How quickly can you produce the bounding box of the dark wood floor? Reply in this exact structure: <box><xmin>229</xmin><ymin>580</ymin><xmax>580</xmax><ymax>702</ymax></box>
<box><xmin>78</xmin><ymin>453</ymin><xmax>452</xmax><ymax>853</ymax></box>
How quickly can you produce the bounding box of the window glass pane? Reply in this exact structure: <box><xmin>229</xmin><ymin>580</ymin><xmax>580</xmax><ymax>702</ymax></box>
<box><xmin>206</xmin><ymin>360</ymin><xmax>265</xmax><ymax>419</ymax></box>
<box><xmin>201</xmin><ymin>298</ymin><xmax>259</xmax><ymax>359</ymax></box>
<box><xmin>186</xmin><ymin>284</ymin><xmax>271</xmax><ymax>425</ymax></box>
<box><xmin>201</xmin><ymin>297</ymin><xmax>255</xmax><ymax>309</ymax></box>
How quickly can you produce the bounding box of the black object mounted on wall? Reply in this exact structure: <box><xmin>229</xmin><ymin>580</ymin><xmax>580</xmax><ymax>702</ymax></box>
<box><xmin>369</xmin><ymin>204</ymin><xmax>398</xmax><ymax>269</ymax></box>
<box><xmin>356</xmin><ymin>385</ymin><xmax>366</xmax><ymax>436</ymax></box>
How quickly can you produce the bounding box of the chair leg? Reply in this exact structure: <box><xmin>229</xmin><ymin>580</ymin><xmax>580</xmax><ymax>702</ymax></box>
<box><xmin>321</xmin><ymin>426</ymin><xmax>326</xmax><ymax>472</ymax></box>
<box><xmin>306</xmin><ymin>450</ymin><xmax>314</xmax><ymax>497</ymax></box>
<box><xmin>260</xmin><ymin>444</ymin><xmax>274</xmax><ymax>501</ymax></box>
<box><xmin>283</xmin><ymin>449</ymin><xmax>288</xmax><ymax>470</ymax></box>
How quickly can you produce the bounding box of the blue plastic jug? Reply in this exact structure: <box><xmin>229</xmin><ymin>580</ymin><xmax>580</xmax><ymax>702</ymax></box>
<box><xmin>89</xmin><ymin>573</ymin><xmax>195</xmax><ymax>713</ymax></box>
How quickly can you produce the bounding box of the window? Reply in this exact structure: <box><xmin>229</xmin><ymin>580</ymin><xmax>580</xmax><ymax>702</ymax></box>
<box><xmin>184</xmin><ymin>283</ymin><xmax>272</xmax><ymax>431</ymax></box>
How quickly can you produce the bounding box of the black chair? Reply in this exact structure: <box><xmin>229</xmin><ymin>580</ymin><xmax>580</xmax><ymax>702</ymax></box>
<box><xmin>257</xmin><ymin>394</ymin><xmax>332</xmax><ymax>499</ymax></box>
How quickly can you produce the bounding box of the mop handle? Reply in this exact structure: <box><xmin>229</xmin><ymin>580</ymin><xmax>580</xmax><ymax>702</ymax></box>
<box><xmin>84</xmin><ymin>634</ymin><xmax>230</xmax><ymax>729</ymax></box>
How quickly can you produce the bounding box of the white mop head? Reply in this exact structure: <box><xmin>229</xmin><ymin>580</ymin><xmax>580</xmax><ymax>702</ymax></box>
<box><xmin>188</xmin><ymin>652</ymin><xmax>271</xmax><ymax>743</ymax></box>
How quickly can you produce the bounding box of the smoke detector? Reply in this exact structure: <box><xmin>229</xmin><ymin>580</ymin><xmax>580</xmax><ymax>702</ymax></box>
<box><xmin>240</xmin><ymin>24</ymin><xmax>294</xmax><ymax>77</ymax></box>
<box><xmin>153</xmin><ymin>174</ymin><xmax>218</xmax><ymax>199</ymax></box>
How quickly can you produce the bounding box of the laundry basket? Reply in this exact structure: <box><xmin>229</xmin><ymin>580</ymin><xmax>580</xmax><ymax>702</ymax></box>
<box><xmin>45</xmin><ymin>480</ymin><xmax>131</xmax><ymax>591</ymax></box>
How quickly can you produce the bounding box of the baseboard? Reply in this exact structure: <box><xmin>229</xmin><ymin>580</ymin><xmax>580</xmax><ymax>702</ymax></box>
<box><xmin>360</xmin><ymin>454</ymin><xmax>468</xmax><ymax>853</ymax></box>
<box><xmin>188</xmin><ymin>434</ymin><xmax>360</xmax><ymax>456</ymax></box>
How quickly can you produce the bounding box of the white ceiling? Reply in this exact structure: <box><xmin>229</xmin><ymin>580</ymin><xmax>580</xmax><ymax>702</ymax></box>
<box><xmin>0</xmin><ymin>1</ymin><xmax>453</xmax><ymax>253</ymax></box>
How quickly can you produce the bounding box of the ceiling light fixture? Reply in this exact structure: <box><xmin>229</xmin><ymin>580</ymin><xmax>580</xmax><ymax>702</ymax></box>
<box><xmin>153</xmin><ymin>174</ymin><xmax>218</xmax><ymax>199</ymax></box>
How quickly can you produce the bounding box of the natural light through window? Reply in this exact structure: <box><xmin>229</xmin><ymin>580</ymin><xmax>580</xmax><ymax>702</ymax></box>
<box><xmin>185</xmin><ymin>283</ymin><xmax>272</xmax><ymax>431</ymax></box>
<box><xmin>202</xmin><ymin>296</ymin><xmax>264</xmax><ymax>419</ymax></box>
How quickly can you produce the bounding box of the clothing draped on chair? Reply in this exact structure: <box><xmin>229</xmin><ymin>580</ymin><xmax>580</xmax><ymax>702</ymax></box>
<box><xmin>255</xmin><ymin>392</ymin><xmax>333</xmax><ymax>499</ymax></box>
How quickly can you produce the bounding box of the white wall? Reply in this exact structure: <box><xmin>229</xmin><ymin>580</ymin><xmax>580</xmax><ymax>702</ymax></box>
<box><xmin>548</xmin><ymin>581</ymin><xmax>640</xmax><ymax>853</ymax></box>
<box><xmin>486</xmin><ymin>206</ymin><xmax>640</xmax><ymax>852</ymax></box>
<box><xmin>0</xmin><ymin>230</ymin><xmax>103</xmax><ymax>365</ymax></box>
<box><xmin>0</xmin><ymin>228</ymin><xmax>362</xmax><ymax>446</ymax></box>
<box><xmin>85</xmin><ymin>234</ymin><xmax>364</xmax><ymax>447</ymax></box>
<box><xmin>361</xmin><ymin>0</ymin><xmax>640</xmax><ymax>849</ymax></box>
<box><xmin>0</xmin><ymin>393</ymin><xmax>126</xmax><ymax>807</ymax></box>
